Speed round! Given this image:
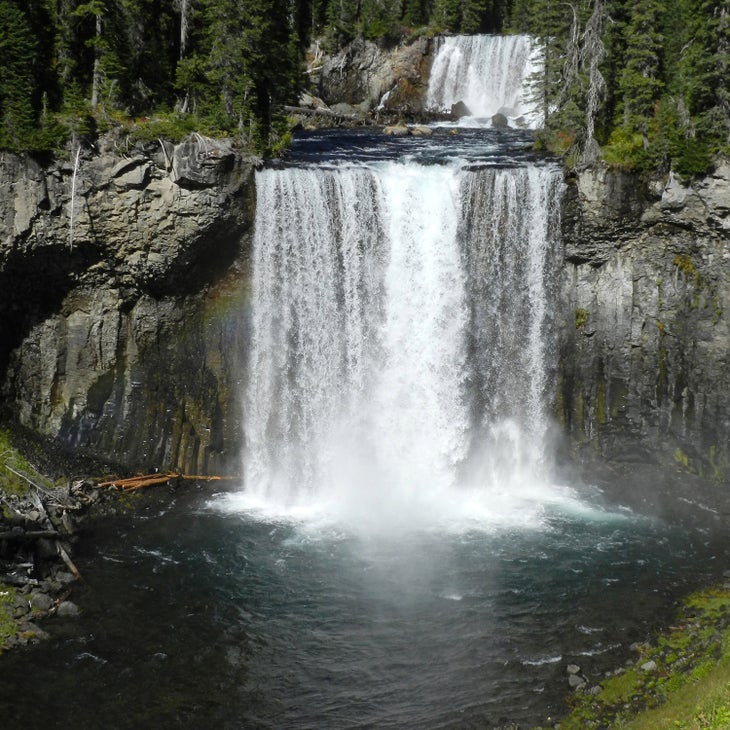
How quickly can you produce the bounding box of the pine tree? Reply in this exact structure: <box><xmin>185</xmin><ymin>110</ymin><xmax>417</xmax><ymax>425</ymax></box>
<box><xmin>617</xmin><ymin>0</ymin><xmax>664</xmax><ymax>143</ymax></box>
<box><xmin>0</xmin><ymin>1</ymin><xmax>38</xmax><ymax>150</ymax></box>
<box><xmin>203</xmin><ymin>0</ymin><xmax>299</xmax><ymax>150</ymax></box>
<box><xmin>431</xmin><ymin>0</ymin><xmax>460</xmax><ymax>31</ymax></box>
<box><xmin>682</xmin><ymin>0</ymin><xmax>730</xmax><ymax>145</ymax></box>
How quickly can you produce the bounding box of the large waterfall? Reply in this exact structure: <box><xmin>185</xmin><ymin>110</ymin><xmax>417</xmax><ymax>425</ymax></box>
<box><xmin>242</xmin><ymin>159</ymin><xmax>564</xmax><ymax>525</ymax></box>
<box><xmin>426</xmin><ymin>35</ymin><xmax>542</xmax><ymax>125</ymax></box>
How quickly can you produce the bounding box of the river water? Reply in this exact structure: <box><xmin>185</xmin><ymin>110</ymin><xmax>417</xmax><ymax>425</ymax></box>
<box><xmin>1</xmin><ymin>128</ymin><xmax>729</xmax><ymax>729</ymax></box>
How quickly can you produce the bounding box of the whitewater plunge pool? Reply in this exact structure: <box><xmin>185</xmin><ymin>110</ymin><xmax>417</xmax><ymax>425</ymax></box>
<box><xmin>2</xmin><ymin>128</ymin><xmax>729</xmax><ymax>728</ymax></box>
<box><xmin>0</xmin><ymin>480</ymin><xmax>728</xmax><ymax>729</ymax></box>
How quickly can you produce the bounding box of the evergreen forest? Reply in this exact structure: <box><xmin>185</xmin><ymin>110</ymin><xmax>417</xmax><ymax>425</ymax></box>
<box><xmin>0</xmin><ymin>0</ymin><xmax>727</xmax><ymax>171</ymax></box>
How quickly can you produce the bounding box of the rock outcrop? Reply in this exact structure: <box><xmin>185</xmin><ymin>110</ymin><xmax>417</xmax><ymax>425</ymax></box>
<box><xmin>0</xmin><ymin>135</ymin><xmax>256</xmax><ymax>475</ymax></box>
<box><xmin>2</xmin><ymin>116</ymin><xmax>729</xmax><ymax>486</ymax></box>
<box><xmin>559</xmin><ymin>159</ymin><xmax>730</xmax><ymax>480</ymax></box>
<box><xmin>313</xmin><ymin>36</ymin><xmax>432</xmax><ymax>115</ymax></box>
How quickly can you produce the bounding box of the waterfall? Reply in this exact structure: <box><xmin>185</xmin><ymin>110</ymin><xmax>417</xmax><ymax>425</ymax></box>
<box><xmin>426</xmin><ymin>35</ymin><xmax>542</xmax><ymax>126</ymax></box>
<box><xmin>243</xmin><ymin>160</ymin><xmax>563</xmax><ymax>524</ymax></box>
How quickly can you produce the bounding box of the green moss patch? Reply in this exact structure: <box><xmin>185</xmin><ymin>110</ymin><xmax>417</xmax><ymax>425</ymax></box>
<box><xmin>0</xmin><ymin>586</ymin><xmax>19</xmax><ymax>654</ymax></box>
<box><xmin>540</xmin><ymin>585</ymin><xmax>730</xmax><ymax>729</ymax></box>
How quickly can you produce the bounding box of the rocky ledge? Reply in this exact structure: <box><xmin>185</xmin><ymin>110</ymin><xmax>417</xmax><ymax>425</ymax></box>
<box><xmin>0</xmin><ymin>478</ymin><xmax>108</xmax><ymax>651</ymax></box>
<box><xmin>559</xmin><ymin>158</ymin><xmax>730</xmax><ymax>480</ymax></box>
<box><xmin>0</xmin><ymin>134</ymin><xmax>256</xmax><ymax>475</ymax></box>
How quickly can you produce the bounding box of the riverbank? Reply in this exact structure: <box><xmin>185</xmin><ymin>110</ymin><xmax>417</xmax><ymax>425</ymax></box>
<box><xmin>4</xmin><ymin>426</ymin><xmax>730</xmax><ymax>729</ymax></box>
<box><xmin>0</xmin><ymin>427</ymin><xmax>123</xmax><ymax>653</ymax></box>
<box><xmin>540</xmin><ymin>582</ymin><xmax>730</xmax><ymax>729</ymax></box>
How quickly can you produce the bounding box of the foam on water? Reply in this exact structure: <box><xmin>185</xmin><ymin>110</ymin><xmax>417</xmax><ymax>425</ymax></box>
<box><xmin>426</xmin><ymin>35</ymin><xmax>543</xmax><ymax>127</ymax></box>
<box><xmin>207</xmin><ymin>154</ymin><xmax>624</xmax><ymax>534</ymax></box>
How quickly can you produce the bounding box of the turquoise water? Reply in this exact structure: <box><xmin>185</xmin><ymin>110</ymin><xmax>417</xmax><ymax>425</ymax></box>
<box><xmin>0</xmin><ymin>481</ymin><xmax>726</xmax><ymax>729</ymax></box>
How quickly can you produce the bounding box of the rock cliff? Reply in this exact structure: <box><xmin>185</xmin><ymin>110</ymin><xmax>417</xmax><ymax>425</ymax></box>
<box><xmin>1</xmin><ymin>120</ymin><xmax>729</xmax><ymax>485</ymax></box>
<box><xmin>0</xmin><ymin>135</ymin><xmax>256</xmax><ymax>474</ymax></box>
<box><xmin>310</xmin><ymin>35</ymin><xmax>432</xmax><ymax>116</ymax></box>
<box><xmin>559</xmin><ymin>160</ymin><xmax>730</xmax><ymax>480</ymax></box>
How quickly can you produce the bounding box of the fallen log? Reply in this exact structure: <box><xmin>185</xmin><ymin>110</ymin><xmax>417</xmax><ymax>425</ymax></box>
<box><xmin>98</xmin><ymin>472</ymin><xmax>238</xmax><ymax>491</ymax></box>
<box><xmin>57</xmin><ymin>542</ymin><xmax>83</xmax><ymax>582</ymax></box>
<box><xmin>283</xmin><ymin>104</ymin><xmax>358</xmax><ymax>120</ymax></box>
<box><xmin>0</xmin><ymin>530</ymin><xmax>60</xmax><ymax>540</ymax></box>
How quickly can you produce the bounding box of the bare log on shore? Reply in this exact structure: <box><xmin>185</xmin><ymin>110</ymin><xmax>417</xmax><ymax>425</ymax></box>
<box><xmin>98</xmin><ymin>472</ymin><xmax>238</xmax><ymax>492</ymax></box>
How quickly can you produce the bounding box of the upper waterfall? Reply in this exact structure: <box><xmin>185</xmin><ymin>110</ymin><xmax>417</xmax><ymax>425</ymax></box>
<box><xmin>240</xmin><ymin>147</ymin><xmax>565</xmax><ymax>527</ymax></box>
<box><xmin>426</xmin><ymin>35</ymin><xmax>542</xmax><ymax>127</ymax></box>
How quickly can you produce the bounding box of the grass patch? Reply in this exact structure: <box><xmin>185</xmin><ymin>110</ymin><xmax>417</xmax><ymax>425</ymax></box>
<box><xmin>0</xmin><ymin>586</ymin><xmax>19</xmax><ymax>654</ymax></box>
<box><xmin>0</xmin><ymin>428</ymin><xmax>43</xmax><ymax>496</ymax></box>
<box><xmin>539</xmin><ymin>585</ymin><xmax>730</xmax><ymax>729</ymax></box>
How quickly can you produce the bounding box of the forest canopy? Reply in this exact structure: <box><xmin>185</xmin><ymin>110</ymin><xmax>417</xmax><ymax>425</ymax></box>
<box><xmin>0</xmin><ymin>0</ymin><xmax>727</xmax><ymax>170</ymax></box>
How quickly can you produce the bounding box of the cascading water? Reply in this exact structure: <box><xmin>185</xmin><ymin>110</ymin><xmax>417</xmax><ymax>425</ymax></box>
<box><xmin>426</xmin><ymin>34</ymin><xmax>542</xmax><ymax>126</ymax></box>
<box><xmin>2</xmin><ymin>41</ymin><xmax>729</xmax><ymax>730</ymax></box>
<box><xmin>241</xmin><ymin>155</ymin><xmax>567</xmax><ymax>527</ymax></box>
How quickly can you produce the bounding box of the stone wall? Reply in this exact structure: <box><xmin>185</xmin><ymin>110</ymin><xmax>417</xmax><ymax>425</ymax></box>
<box><xmin>0</xmin><ymin>135</ymin><xmax>256</xmax><ymax>474</ymax></box>
<box><xmin>559</xmin><ymin>160</ymin><xmax>730</xmax><ymax>479</ymax></box>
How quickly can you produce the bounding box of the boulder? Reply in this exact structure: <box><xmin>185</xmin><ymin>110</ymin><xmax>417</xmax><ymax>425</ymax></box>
<box><xmin>491</xmin><ymin>112</ymin><xmax>509</xmax><ymax>128</ymax></box>
<box><xmin>57</xmin><ymin>600</ymin><xmax>81</xmax><ymax>617</ymax></box>
<box><xmin>330</xmin><ymin>102</ymin><xmax>359</xmax><ymax>118</ymax></box>
<box><xmin>450</xmin><ymin>101</ymin><xmax>471</xmax><ymax>119</ymax></box>
<box><xmin>171</xmin><ymin>135</ymin><xmax>235</xmax><ymax>189</ymax></box>
<box><xmin>383</xmin><ymin>125</ymin><xmax>410</xmax><ymax>137</ymax></box>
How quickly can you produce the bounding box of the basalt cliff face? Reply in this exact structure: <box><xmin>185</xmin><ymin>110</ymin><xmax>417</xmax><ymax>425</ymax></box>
<box><xmin>0</xmin><ymin>135</ymin><xmax>256</xmax><ymax>474</ymax></box>
<box><xmin>1</xmin><ymin>102</ymin><xmax>730</xmax><ymax>482</ymax></box>
<box><xmin>312</xmin><ymin>35</ymin><xmax>432</xmax><ymax>116</ymax></box>
<box><xmin>559</xmin><ymin>161</ymin><xmax>730</xmax><ymax>480</ymax></box>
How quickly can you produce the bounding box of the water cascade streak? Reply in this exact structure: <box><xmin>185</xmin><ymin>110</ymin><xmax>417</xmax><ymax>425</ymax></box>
<box><xmin>426</xmin><ymin>35</ymin><xmax>542</xmax><ymax>125</ymax></box>
<box><xmin>244</xmin><ymin>161</ymin><xmax>563</xmax><ymax>525</ymax></box>
<box><xmin>461</xmin><ymin>166</ymin><xmax>563</xmax><ymax>493</ymax></box>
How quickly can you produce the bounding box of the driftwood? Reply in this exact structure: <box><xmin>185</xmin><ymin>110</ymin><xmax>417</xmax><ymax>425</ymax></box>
<box><xmin>0</xmin><ymin>530</ymin><xmax>60</xmax><ymax>540</ymax></box>
<box><xmin>57</xmin><ymin>543</ymin><xmax>83</xmax><ymax>582</ymax></box>
<box><xmin>10</xmin><ymin>474</ymin><xmax>85</xmax><ymax>582</ymax></box>
<box><xmin>98</xmin><ymin>472</ymin><xmax>238</xmax><ymax>492</ymax></box>
<box><xmin>283</xmin><ymin>105</ymin><xmax>357</xmax><ymax>120</ymax></box>
<box><xmin>2</xmin><ymin>463</ymin><xmax>55</xmax><ymax>499</ymax></box>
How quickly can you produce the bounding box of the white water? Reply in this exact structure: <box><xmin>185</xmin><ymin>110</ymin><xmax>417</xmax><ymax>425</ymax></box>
<box><xmin>227</xmin><ymin>159</ymin><xmax>578</xmax><ymax>530</ymax></box>
<box><xmin>426</xmin><ymin>35</ymin><xmax>542</xmax><ymax>126</ymax></box>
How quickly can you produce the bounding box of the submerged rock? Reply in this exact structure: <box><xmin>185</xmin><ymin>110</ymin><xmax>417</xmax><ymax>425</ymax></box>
<box><xmin>56</xmin><ymin>600</ymin><xmax>80</xmax><ymax>618</ymax></box>
<box><xmin>383</xmin><ymin>125</ymin><xmax>410</xmax><ymax>136</ymax></box>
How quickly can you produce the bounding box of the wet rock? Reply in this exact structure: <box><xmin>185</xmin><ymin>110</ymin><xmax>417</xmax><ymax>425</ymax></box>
<box><xmin>451</xmin><ymin>100</ymin><xmax>471</xmax><ymax>118</ymax></box>
<box><xmin>56</xmin><ymin>600</ymin><xmax>80</xmax><ymax>618</ymax></box>
<box><xmin>383</xmin><ymin>125</ymin><xmax>410</xmax><ymax>136</ymax></box>
<box><xmin>568</xmin><ymin>673</ymin><xmax>587</xmax><ymax>689</ymax></box>
<box><xmin>491</xmin><ymin>112</ymin><xmax>509</xmax><ymax>128</ymax></box>
<box><xmin>0</xmin><ymin>134</ymin><xmax>255</xmax><ymax>475</ymax></box>
<box><xmin>410</xmin><ymin>126</ymin><xmax>433</xmax><ymax>137</ymax></box>
<box><xmin>567</xmin><ymin>664</ymin><xmax>581</xmax><ymax>674</ymax></box>
<box><xmin>560</xmin><ymin>155</ymin><xmax>730</xmax><ymax>479</ymax></box>
<box><xmin>22</xmin><ymin>621</ymin><xmax>50</xmax><ymax>642</ymax></box>
<box><xmin>641</xmin><ymin>660</ymin><xmax>658</xmax><ymax>672</ymax></box>
<box><xmin>29</xmin><ymin>591</ymin><xmax>54</xmax><ymax>613</ymax></box>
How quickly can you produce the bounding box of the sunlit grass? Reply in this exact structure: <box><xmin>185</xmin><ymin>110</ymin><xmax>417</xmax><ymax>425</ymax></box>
<box><xmin>541</xmin><ymin>586</ymin><xmax>730</xmax><ymax>730</ymax></box>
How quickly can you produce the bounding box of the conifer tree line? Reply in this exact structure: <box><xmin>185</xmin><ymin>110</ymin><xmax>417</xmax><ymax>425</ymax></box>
<box><xmin>0</xmin><ymin>0</ymin><xmax>727</xmax><ymax>170</ymax></box>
